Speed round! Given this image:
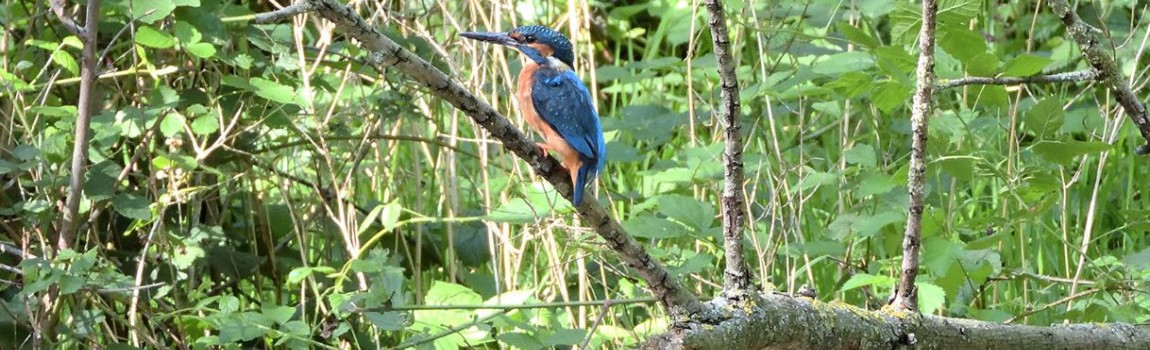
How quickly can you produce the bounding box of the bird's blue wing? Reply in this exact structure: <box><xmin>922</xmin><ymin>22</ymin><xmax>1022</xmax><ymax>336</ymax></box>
<box><xmin>531</xmin><ymin>68</ymin><xmax>605</xmax><ymax>168</ymax></box>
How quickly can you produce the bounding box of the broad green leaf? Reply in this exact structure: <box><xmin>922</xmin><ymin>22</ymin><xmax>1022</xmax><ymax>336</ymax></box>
<box><xmin>498</xmin><ymin>332</ymin><xmax>545</xmax><ymax>350</ymax></box>
<box><xmin>872</xmin><ymin>80</ymin><xmax>912</xmax><ymax>113</ymax></box>
<box><xmin>622</xmin><ymin>215</ymin><xmax>687</xmax><ymax>239</ymax></box>
<box><xmin>249</xmin><ymin>77</ymin><xmax>298</xmax><ymax>105</ymax></box>
<box><xmin>1032</xmin><ymin>140</ymin><xmax>1112</xmax><ymax>165</ymax></box>
<box><xmin>658</xmin><ymin>195</ymin><xmax>714</xmax><ymax>231</ymax></box>
<box><xmin>190</xmin><ymin>115</ymin><xmax>219</xmax><ymax>135</ymax></box>
<box><xmin>126</xmin><ymin>0</ymin><xmax>200</xmax><ymax>24</ymax></box>
<box><xmin>825</xmin><ymin>71</ymin><xmax>873</xmax><ymax>98</ymax></box>
<box><xmin>486</xmin><ymin>198</ymin><xmax>546</xmax><ymax>223</ymax></box>
<box><xmin>1002</xmin><ymin>54</ymin><xmax>1053</xmax><ymax>77</ymax></box>
<box><xmin>159</xmin><ymin>113</ymin><xmax>185</xmax><ymax>137</ymax></box>
<box><xmin>1023</xmin><ymin>98</ymin><xmax>1065</xmax><ymax>138</ymax></box>
<box><xmin>185</xmin><ymin>42</ymin><xmax>217</xmax><ymax>58</ymax></box>
<box><xmin>135</xmin><ymin>26</ymin><xmax>176</xmax><ymax>49</ymax></box>
<box><xmin>113</xmin><ymin>193</ymin><xmax>152</xmax><ymax>221</ymax></box>
<box><xmin>793</xmin><ymin>171</ymin><xmax>839</xmax><ymax>195</ymax></box>
<box><xmin>364</xmin><ymin>311</ymin><xmax>407</xmax><ymax>331</ymax></box>
<box><xmin>936</xmin><ymin>155</ymin><xmax>978</xmax><ymax>181</ymax></box>
<box><xmin>964</xmin><ymin>52</ymin><xmax>999</xmax><ymax>77</ymax></box>
<box><xmin>844</xmin><ymin>144</ymin><xmax>876</xmax><ymax>168</ymax></box>
<box><xmin>939</xmin><ymin>27</ymin><xmax>987</xmax><ymax>63</ymax></box>
<box><xmin>916</xmin><ymin>282</ymin><xmax>946</xmax><ymax>314</ymax></box>
<box><xmin>51</xmin><ymin>50</ymin><xmax>79</xmax><ymax>76</ymax></box>
<box><xmin>837</xmin><ymin>22</ymin><xmax>879</xmax><ymax>48</ymax></box>
<box><xmin>286</xmin><ymin>266</ymin><xmax>336</xmax><ymax>284</ymax></box>
<box><xmin>171</xmin><ymin>245</ymin><xmax>204</xmax><ymax>269</ymax></box>
<box><xmin>172</xmin><ymin>21</ymin><xmax>201</xmax><ymax>44</ymax></box>
<box><xmin>812</xmin><ymin>51</ymin><xmax>874</xmax><ymax>76</ymax></box>
<box><xmin>840</xmin><ymin>273</ymin><xmax>896</xmax><ymax>291</ymax></box>
<box><xmin>543</xmin><ymin>329</ymin><xmax>587</xmax><ymax>346</ymax></box>
<box><xmin>262</xmin><ymin>305</ymin><xmax>296</xmax><ymax>325</ymax></box>
<box><xmin>416</xmin><ymin>282</ymin><xmax>481</xmax><ymax>327</ymax></box>
<box><xmin>1123</xmin><ymin>247</ymin><xmax>1150</xmax><ymax>269</ymax></box>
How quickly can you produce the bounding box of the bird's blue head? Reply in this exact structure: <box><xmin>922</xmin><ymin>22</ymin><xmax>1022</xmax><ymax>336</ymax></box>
<box><xmin>462</xmin><ymin>25</ymin><xmax>576</xmax><ymax>68</ymax></box>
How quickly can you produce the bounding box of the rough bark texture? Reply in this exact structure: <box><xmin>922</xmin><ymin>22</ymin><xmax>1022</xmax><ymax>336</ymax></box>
<box><xmin>643</xmin><ymin>293</ymin><xmax>1150</xmax><ymax>350</ymax></box>
<box><xmin>702</xmin><ymin>0</ymin><xmax>753</xmax><ymax>298</ymax></box>
<box><xmin>1045</xmin><ymin>0</ymin><xmax>1150</xmax><ymax>145</ymax></box>
<box><xmin>254</xmin><ymin>0</ymin><xmax>709</xmax><ymax>318</ymax></box>
<box><xmin>890</xmin><ymin>0</ymin><xmax>937</xmax><ymax>312</ymax></box>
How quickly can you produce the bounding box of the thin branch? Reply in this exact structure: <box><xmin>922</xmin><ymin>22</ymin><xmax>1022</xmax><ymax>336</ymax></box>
<box><xmin>936</xmin><ymin>70</ymin><xmax>1100</xmax><ymax>90</ymax></box>
<box><xmin>1046</xmin><ymin>0</ymin><xmax>1150</xmax><ymax>146</ymax></box>
<box><xmin>703</xmin><ymin>0</ymin><xmax>753</xmax><ymax>298</ymax></box>
<box><xmin>49</xmin><ymin>0</ymin><xmax>83</xmax><ymax>36</ymax></box>
<box><xmin>58</xmin><ymin>0</ymin><xmax>101</xmax><ymax>250</ymax></box>
<box><xmin>253</xmin><ymin>0</ymin><xmax>709</xmax><ymax>318</ymax></box>
<box><xmin>891</xmin><ymin>0</ymin><xmax>938</xmax><ymax>312</ymax></box>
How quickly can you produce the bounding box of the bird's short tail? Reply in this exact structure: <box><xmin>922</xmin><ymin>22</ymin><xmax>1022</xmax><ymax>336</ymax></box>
<box><xmin>572</xmin><ymin>164</ymin><xmax>594</xmax><ymax>205</ymax></box>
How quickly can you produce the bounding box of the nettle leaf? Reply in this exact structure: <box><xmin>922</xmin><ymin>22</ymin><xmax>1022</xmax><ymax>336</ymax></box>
<box><xmin>51</xmin><ymin>50</ymin><xmax>79</xmax><ymax>76</ymax></box>
<box><xmin>872</xmin><ymin>80</ymin><xmax>912</xmax><ymax>113</ymax></box>
<box><xmin>939</xmin><ymin>27</ymin><xmax>987</xmax><ymax>63</ymax></box>
<box><xmin>840</xmin><ymin>273</ymin><xmax>896</xmax><ymax>292</ymax></box>
<box><xmin>364</xmin><ymin>311</ymin><xmax>407</xmax><ymax>331</ymax></box>
<box><xmin>113</xmin><ymin>193</ymin><xmax>152</xmax><ymax>221</ymax></box>
<box><xmin>135</xmin><ymin>26</ymin><xmax>176</xmax><ymax>49</ymax></box>
<box><xmin>185</xmin><ymin>42</ymin><xmax>217</xmax><ymax>58</ymax></box>
<box><xmin>936</xmin><ymin>155</ymin><xmax>979</xmax><ymax>181</ymax></box>
<box><xmin>249</xmin><ymin>77</ymin><xmax>299</xmax><ymax>105</ymax></box>
<box><xmin>1023</xmin><ymin>98</ymin><xmax>1065</xmax><ymax>138</ymax></box>
<box><xmin>1032</xmin><ymin>140</ymin><xmax>1112</xmax><ymax>165</ymax></box>
<box><xmin>658</xmin><ymin>195</ymin><xmax>715</xmax><ymax>231</ymax></box>
<box><xmin>1002</xmin><ymin>54</ymin><xmax>1053</xmax><ymax>77</ymax></box>
<box><xmin>812</xmin><ymin>51</ymin><xmax>875</xmax><ymax>76</ymax></box>
<box><xmin>190</xmin><ymin>115</ymin><xmax>219</xmax><ymax>135</ymax></box>
<box><xmin>964</xmin><ymin>52</ymin><xmax>999</xmax><ymax>77</ymax></box>
<box><xmin>837</xmin><ymin>22</ymin><xmax>879</xmax><ymax>48</ymax></box>
<box><xmin>916</xmin><ymin>282</ymin><xmax>946</xmax><ymax>314</ymax></box>
<box><xmin>622</xmin><ymin>215</ymin><xmax>687</xmax><ymax>239</ymax></box>
<box><xmin>844</xmin><ymin>144</ymin><xmax>876</xmax><ymax>168</ymax></box>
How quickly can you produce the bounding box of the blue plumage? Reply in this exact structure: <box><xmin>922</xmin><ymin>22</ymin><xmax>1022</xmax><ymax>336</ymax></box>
<box><xmin>531</xmin><ymin>68</ymin><xmax>606</xmax><ymax>205</ymax></box>
<box><xmin>461</xmin><ymin>25</ymin><xmax>606</xmax><ymax>205</ymax></box>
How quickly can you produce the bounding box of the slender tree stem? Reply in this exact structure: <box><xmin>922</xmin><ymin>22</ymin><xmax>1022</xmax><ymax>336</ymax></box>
<box><xmin>703</xmin><ymin>0</ymin><xmax>753</xmax><ymax>298</ymax></box>
<box><xmin>891</xmin><ymin>0</ymin><xmax>937</xmax><ymax>312</ymax></box>
<box><xmin>57</xmin><ymin>0</ymin><xmax>101</xmax><ymax>251</ymax></box>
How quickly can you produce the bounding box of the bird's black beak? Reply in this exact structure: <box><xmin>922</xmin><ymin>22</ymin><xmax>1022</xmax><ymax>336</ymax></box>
<box><xmin>461</xmin><ymin>31</ymin><xmax>517</xmax><ymax>47</ymax></box>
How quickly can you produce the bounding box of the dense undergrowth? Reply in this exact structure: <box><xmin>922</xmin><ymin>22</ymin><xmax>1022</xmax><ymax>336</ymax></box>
<box><xmin>0</xmin><ymin>0</ymin><xmax>1148</xmax><ymax>348</ymax></box>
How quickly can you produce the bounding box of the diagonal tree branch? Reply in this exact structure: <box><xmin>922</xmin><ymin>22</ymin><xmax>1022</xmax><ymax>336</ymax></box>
<box><xmin>1045</xmin><ymin>0</ymin><xmax>1150</xmax><ymax>146</ymax></box>
<box><xmin>702</xmin><ymin>0</ymin><xmax>753</xmax><ymax>298</ymax></box>
<box><xmin>890</xmin><ymin>0</ymin><xmax>938</xmax><ymax>312</ymax></box>
<box><xmin>253</xmin><ymin>0</ymin><xmax>708</xmax><ymax>318</ymax></box>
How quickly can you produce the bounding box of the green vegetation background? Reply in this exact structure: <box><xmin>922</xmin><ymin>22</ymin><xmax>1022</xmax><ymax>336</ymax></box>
<box><xmin>1</xmin><ymin>0</ymin><xmax>1148</xmax><ymax>348</ymax></box>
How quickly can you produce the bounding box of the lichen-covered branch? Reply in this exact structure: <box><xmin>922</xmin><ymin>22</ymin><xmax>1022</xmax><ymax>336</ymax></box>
<box><xmin>891</xmin><ymin>0</ymin><xmax>937</xmax><ymax>312</ymax></box>
<box><xmin>702</xmin><ymin>0</ymin><xmax>753</xmax><ymax>298</ymax></box>
<box><xmin>1046</xmin><ymin>0</ymin><xmax>1150</xmax><ymax>145</ymax></box>
<box><xmin>936</xmin><ymin>69</ymin><xmax>1099</xmax><ymax>90</ymax></box>
<box><xmin>253</xmin><ymin>0</ymin><xmax>707</xmax><ymax>318</ymax></box>
<box><xmin>643</xmin><ymin>293</ymin><xmax>1150</xmax><ymax>350</ymax></box>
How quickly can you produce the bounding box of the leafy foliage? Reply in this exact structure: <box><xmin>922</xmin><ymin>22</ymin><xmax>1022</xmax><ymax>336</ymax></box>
<box><xmin>1</xmin><ymin>0</ymin><xmax>1149</xmax><ymax>348</ymax></box>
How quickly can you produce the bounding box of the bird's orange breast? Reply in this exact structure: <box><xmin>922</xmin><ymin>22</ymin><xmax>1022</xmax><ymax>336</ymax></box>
<box><xmin>517</xmin><ymin>62</ymin><xmax>584</xmax><ymax>184</ymax></box>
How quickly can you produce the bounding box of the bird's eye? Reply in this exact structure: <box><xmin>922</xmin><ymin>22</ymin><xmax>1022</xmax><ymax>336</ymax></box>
<box><xmin>523</xmin><ymin>34</ymin><xmax>536</xmax><ymax>43</ymax></box>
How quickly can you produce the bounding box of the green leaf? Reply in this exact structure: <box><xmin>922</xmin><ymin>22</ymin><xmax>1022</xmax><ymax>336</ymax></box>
<box><xmin>249</xmin><ymin>77</ymin><xmax>298</xmax><ymax>105</ymax></box>
<box><xmin>543</xmin><ymin>329</ymin><xmax>587</xmax><ymax>346</ymax></box>
<box><xmin>262</xmin><ymin>305</ymin><xmax>296</xmax><ymax>325</ymax></box>
<box><xmin>498</xmin><ymin>332</ymin><xmax>545</xmax><ymax>350</ymax></box>
<box><xmin>486</xmin><ymin>198</ymin><xmax>546</xmax><ymax>223</ymax></box>
<box><xmin>939</xmin><ymin>27</ymin><xmax>987</xmax><ymax>63</ymax></box>
<box><xmin>793</xmin><ymin>171</ymin><xmax>839</xmax><ymax>195</ymax></box>
<box><xmin>135</xmin><ymin>26</ymin><xmax>176</xmax><ymax>49</ymax></box>
<box><xmin>113</xmin><ymin>193</ymin><xmax>152</xmax><ymax>221</ymax></box>
<box><xmin>171</xmin><ymin>245</ymin><xmax>203</xmax><ymax>269</ymax></box>
<box><xmin>657</xmin><ymin>195</ymin><xmax>714</xmax><ymax>231</ymax></box>
<box><xmin>185</xmin><ymin>42</ymin><xmax>217</xmax><ymax>58</ymax></box>
<box><xmin>844</xmin><ymin>144</ymin><xmax>876</xmax><ymax>168</ymax></box>
<box><xmin>813</xmin><ymin>51</ymin><xmax>874</xmax><ymax>76</ymax></box>
<box><xmin>1122</xmin><ymin>247</ymin><xmax>1150</xmax><ymax>270</ymax></box>
<box><xmin>1023</xmin><ymin>98</ymin><xmax>1065</xmax><ymax>138</ymax></box>
<box><xmin>172</xmin><ymin>21</ymin><xmax>201</xmax><ymax>44</ymax></box>
<box><xmin>872</xmin><ymin>80</ymin><xmax>912</xmax><ymax>113</ymax></box>
<box><xmin>840</xmin><ymin>273</ymin><xmax>896</xmax><ymax>291</ymax></box>
<box><xmin>916</xmin><ymin>282</ymin><xmax>946</xmax><ymax>314</ymax></box>
<box><xmin>1002</xmin><ymin>54</ymin><xmax>1053</xmax><ymax>77</ymax></box>
<box><xmin>1031</xmin><ymin>140</ymin><xmax>1112</xmax><ymax>165</ymax></box>
<box><xmin>51</xmin><ymin>50</ymin><xmax>79</xmax><ymax>76</ymax></box>
<box><xmin>416</xmin><ymin>282</ymin><xmax>481</xmax><ymax>327</ymax></box>
<box><xmin>622</xmin><ymin>215</ymin><xmax>687</xmax><ymax>239</ymax></box>
<box><xmin>936</xmin><ymin>155</ymin><xmax>979</xmax><ymax>181</ymax></box>
<box><xmin>837</xmin><ymin>22</ymin><xmax>879</xmax><ymax>48</ymax></box>
<box><xmin>190</xmin><ymin>115</ymin><xmax>219</xmax><ymax>135</ymax></box>
<box><xmin>964</xmin><ymin>52</ymin><xmax>999</xmax><ymax>77</ymax></box>
<box><xmin>159</xmin><ymin>113</ymin><xmax>185</xmax><ymax>137</ymax></box>
<box><xmin>126</xmin><ymin>0</ymin><xmax>200</xmax><ymax>24</ymax></box>
<box><xmin>364</xmin><ymin>311</ymin><xmax>408</xmax><ymax>331</ymax></box>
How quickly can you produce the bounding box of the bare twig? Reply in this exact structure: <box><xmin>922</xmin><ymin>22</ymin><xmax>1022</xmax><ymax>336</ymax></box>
<box><xmin>1046</xmin><ymin>0</ymin><xmax>1150</xmax><ymax>146</ymax></box>
<box><xmin>936</xmin><ymin>70</ymin><xmax>1099</xmax><ymax>90</ymax></box>
<box><xmin>56</xmin><ymin>0</ymin><xmax>101</xmax><ymax>250</ymax></box>
<box><xmin>703</xmin><ymin>0</ymin><xmax>753</xmax><ymax>298</ymax></box>
<box><xmin>253</xmin><ymin>0</ymin><xmax>709</xmax><ymax>318</ymax></box>
<box><xmin>49</xmin><ymin>0</ymin><xmax>83</xmax><ymax>36</ymax></box>
<box><xmin>891</xmin><ymin>0</ymin><xmax>938</xmax><ymax>312</ymax></box>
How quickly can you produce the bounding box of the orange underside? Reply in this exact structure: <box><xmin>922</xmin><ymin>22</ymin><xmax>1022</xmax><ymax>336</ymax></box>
<box><xmin>518</xmin><ymin>62</ymin><xmax>583</xmax><ymax>187</ymax></box>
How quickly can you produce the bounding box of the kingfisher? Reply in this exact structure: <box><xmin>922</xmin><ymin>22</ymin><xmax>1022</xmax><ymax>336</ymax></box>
<box><xmin>462</xmin><ymin>26</ymin><xmax>606</xmax><ymax>205</ymax></box>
